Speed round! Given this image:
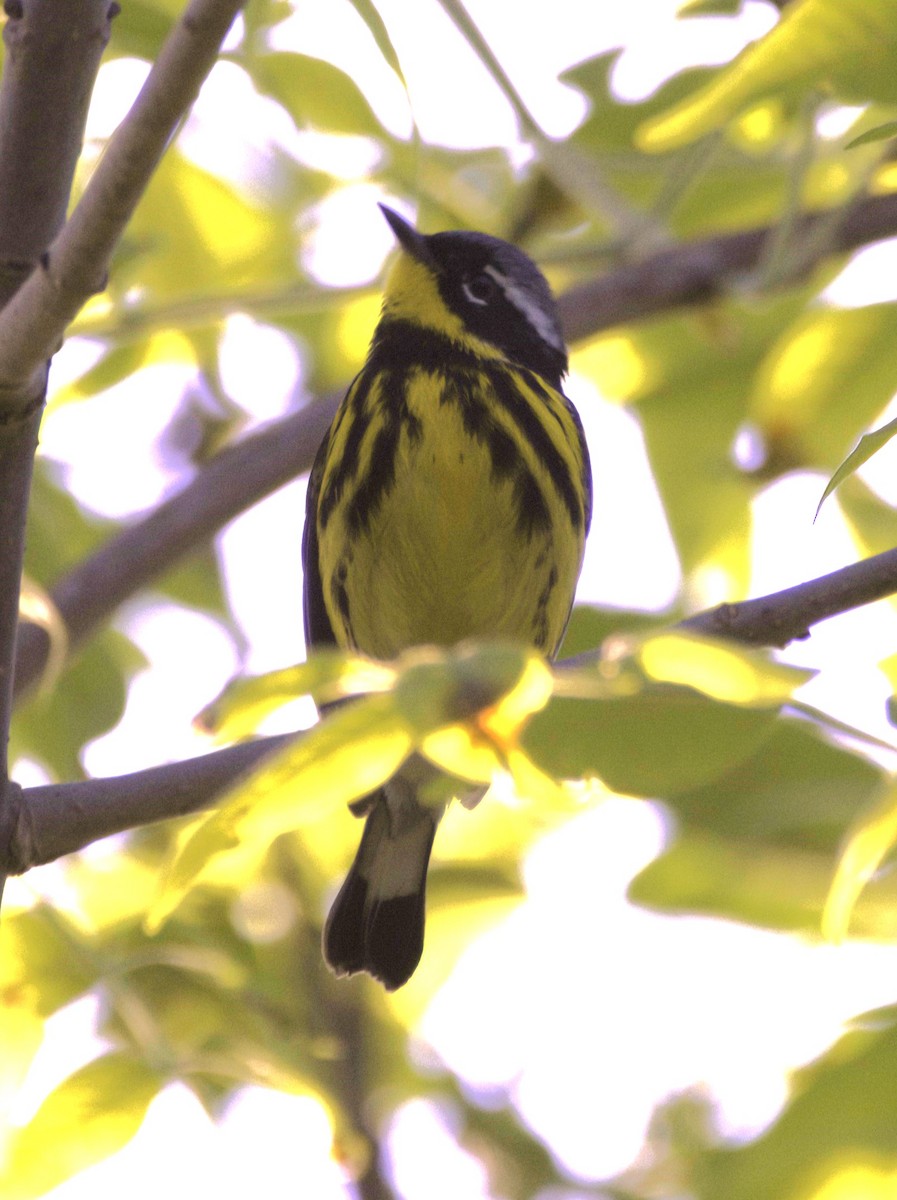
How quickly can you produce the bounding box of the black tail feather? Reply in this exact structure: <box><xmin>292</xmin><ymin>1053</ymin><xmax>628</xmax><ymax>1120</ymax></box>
<box><xmin>323</xmin><ymin>793</ymin><xmax>437</xmax><ymax>990</ymax></box>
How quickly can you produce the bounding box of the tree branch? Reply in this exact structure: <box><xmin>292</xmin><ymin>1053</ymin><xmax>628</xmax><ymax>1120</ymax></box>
<box><xmin>18</xmin><ymin>192</ymin><xmax>897</xmax><ymax>697</ymax></box>
<box><xmin>0</xmin><ymin>733</ymin><xmax>290</xmax><ymax>873</ymax></box>
<box><xmin>557</xmin><ymin>192</ymin><xmax>897</xmax><ymax>341</ymax></box>
<box><xmin>0</xmin><ymin>0</ymin><xmax>247</xmax><ymax>411</ymax></box>
<box><xmin>0</xmin><ymin>0</ymin><xmax>112</xmax><ymax>308</ymax></box>
<box><xmin>679</xmin><ymin>545</ymin><xmax>897</xmax><ymax>648</ymax></box>
<box><xmin>0</xmin><ymin>0</ymin><xmax>116</xmax><ymax>910</ymax></box>
<box><xmin>14</xmin><ymin>396</ymin><xmax>337</xmax><ymax>697</ymax></box>
<box><xmin>7</xmin><ymin>543</ymin><xmax>897</xmax><ymax>874</ymax></box>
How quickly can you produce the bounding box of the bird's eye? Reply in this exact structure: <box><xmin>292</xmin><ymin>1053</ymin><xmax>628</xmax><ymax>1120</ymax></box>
<box><xmin>462</xmin><ymin>272</ymin><xmax>498</xmax><ymax>306</ymax></box>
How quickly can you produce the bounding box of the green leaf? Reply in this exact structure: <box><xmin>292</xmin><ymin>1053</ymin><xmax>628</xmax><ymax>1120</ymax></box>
<box><xmin>751</xmin><ymin>304</ymin><xmax>897</xmax><ymax>472</ymax></box>
<box><xmin>665</xmin><ymin>716</ymin><xmax>886</xmax><ymax>845</ymax></box>
<box><xmin>117</xmin><ymin>150</ymin><xmax>298</xmax><ymax>305</ymax></box>
<box><xmin>629</xmin><ymin>830</ymin><xmax>840</xmax><ymax>933</ymax></box>
<box><xmin>622</xmin><ymin>306</ymin><xmax>768</xmax><ymax>587</ymax></box>
<box><xmin>561</xmin><ymin>54</ymin><xmax>803</xmax><ymax>237</ymax></box>
<box><xmin>347</xmin><ymin>0</ymin><xmax>406</xmax><ymax>83</ymax></box>
<box><xmin>845</xmin><ymin>118</ymin><xmax>897</xmax><ymax>148</ymax></box>
<box><xmin>11</xmin><ymin>629</ymin><xmax>145</xmax><ymax>781</ymax></box>
<box><xmin>557</xmin><ymin>603</ymin><xmax>671</xmax><ymax>660</ymax></box>
<box><xmin>160</xmin><ymin>547</ymin><xmax>231</xmax><ymax>623</ymax></box>
<box><xmin>524</xmin><ymin>689</ymin><xmax>778</xmax><ymax>797</ymax></box>
<box><xmin>639</xmin><ymin>0</ymin><xmax>897</xmax><ymax>151</ymax></box>
<box><xmin>630</xmin><ymin>719</ymin><xmax>896</xmax><ymax>934</ymax></box>
<box><xmin>106</xmin><ymin>0</ymin><xmax>178</xmax><ymax>60</ymax></box>
<box><xmin>25</xmin><ymin>460</ymin><xmax>113</xmax><ymax>581</ymax></box>
<box><xmin>591</xmin><ymin>296</ymin><xmax>816</xmax><ymax>593</ymax></box>
<box><xmin>815</xmin><ymin>414</ymin><xmax>897</xmax><ymax>517</ymax></box>
<box><xmin>838</xmin><ymin>472</ymin><xmax>897</xmax><ymax>558</ymax></box>
<box><xmin>251</xmin><ymin>51</ymin><xmax>385</xmax><ymax>137</ymax></box>
<box><xmin>563</xmin><ymin>50</ymin><xmax>713</xmax><ymax>154</ymax></box>
<box><xmin>0</xmin><ymin>1054</ymin><xmax>160</xmax><ymax>1200</ymax></box>
<box><xmin>49</xmin><ymin>339</ymin><xmax>157</xmax><ymax>406</ymax></box>
<box><xmin>678</xmin><ymin>0</ymin><xmax>744</xmax><ymax>12</ymax></box>
<box><xmin>822</xmin><ymin>779</ymin><xmax>897</xmax><ymax>942</ymax></box>
<box><xmin>443</xmin><ymin>1078</ymin><xmax>566</xmax><ymax>1198</ymax></box>
<box><xmin>0</xmin><ymin>1004</ymin><xmax>44</xmax><ymax>1109</ymax></box>
<box><xmin>700</xmin><ymin>1012</ymin><xmax>897</xmax><ymax>1199</ymax></box>
<box><xmin>631</xmin><ymin>824</ymin><xmax>897</xmax><ymax>938</ymax></box>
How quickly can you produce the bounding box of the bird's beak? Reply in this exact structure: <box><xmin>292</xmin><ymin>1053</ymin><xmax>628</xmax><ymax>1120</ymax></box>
<box><xmin>379</xmin><ymin>204</ymin><xmax>434</xmax><ymax>266</ymax></box>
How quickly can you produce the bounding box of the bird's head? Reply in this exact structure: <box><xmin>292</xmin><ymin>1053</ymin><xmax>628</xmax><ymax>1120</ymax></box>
<box><xmin>377</xmin><ymin>204</ymin><xmax>568</xmax><ymax>387</ymax></box>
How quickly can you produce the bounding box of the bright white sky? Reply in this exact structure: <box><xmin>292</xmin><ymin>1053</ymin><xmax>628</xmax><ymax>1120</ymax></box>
<box><xmin>10</xmin><ymin>1</ymin><xmax>897</xmax><ymax>1197</ymax></box>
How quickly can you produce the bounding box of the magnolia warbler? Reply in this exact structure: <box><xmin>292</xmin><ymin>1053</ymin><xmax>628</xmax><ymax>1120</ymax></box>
<box><xmin>303</xmin><ymin>205</ymin><xmax>592</xmax><ymax>989</ymax></box>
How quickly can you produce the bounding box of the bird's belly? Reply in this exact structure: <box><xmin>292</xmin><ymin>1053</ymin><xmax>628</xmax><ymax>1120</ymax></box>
<box><xmin>325</xmin><ymin>403</ymin><xmax>581</xmax><ymax>659</ymax></box>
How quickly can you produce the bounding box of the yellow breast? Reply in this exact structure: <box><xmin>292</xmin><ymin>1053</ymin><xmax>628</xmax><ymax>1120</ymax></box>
<box><xmin>315</xmin><ymin>361</ymin><xmax>588</xmax><ymax>661</ymax></box>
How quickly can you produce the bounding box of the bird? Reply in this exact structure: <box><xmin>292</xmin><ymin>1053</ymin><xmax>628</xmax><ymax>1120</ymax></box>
<box><xmin>302</xmin><ymin>203</ymin><xmax>592</xmax><ymax>989</ymax></box>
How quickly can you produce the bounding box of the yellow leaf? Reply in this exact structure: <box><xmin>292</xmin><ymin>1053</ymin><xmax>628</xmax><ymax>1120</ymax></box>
<box><xmin>805</xmin><ymin>1163</ymin><xmax>897</xmax><ymax>1200</ymax></box>
<box><xmin>638</xmin><ymin>0</ymin><xmax>897</xmax><ymax>152</ymax></box>
<box><xmin>420</xmin><ymin>723</ymin><xmax>500</xmax><ymax>784</ymax></box>
<box><xmin>478</xmin><ymin>654</ymin><xmax>554</xmax><ymax>741</ymax></box>
<box><xmin>637</xmin><ymin>632</ymin><xmax>813</xmax><ymax>706</ymax></box>
<box><xmin>148</xmin><ymin>694</ymin><xmax>413</xmax><ymax>930</ymax></box>
<box><xmin>822</xmin><ymin>780</ymin><xmax>897</xmax><ymax>942</ymax></box>
<box><xmin>0</xmin><ymin>1004</ymin><xmax>43</xmax><ymax>1136</ymax></box>
<box><xmin>417</xmin><ymin>648</ymin><xmax>554</xmax><ymax>784</ymax></box>
<box><xmin>393</xmin><ymin>640</ymin><xmax>534</xmax><ymax>733</ymax></box>
<box><xmin>17</xmin><ymin>577</ymin><xmax>67</xmax><ymax>696</ymax></box>
<box><xmin>197</xmin><ymin>652</ymin><xmax>397</xmax><ymax>740</ymax></box>
<box><xmin>503</xmin><ymin>745</ymin><xmax>570</xmax><ymax>808</ymax></box>
<box><xmin>0</xmin><ymin>1054</ymin><xmax>159</xmax><ymax>1199</ymax></box>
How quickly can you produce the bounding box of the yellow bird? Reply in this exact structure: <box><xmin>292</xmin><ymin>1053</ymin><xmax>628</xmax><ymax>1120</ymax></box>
<box><xmin>303</xmin><ymin>206</ymin><xmax>591</xmax><ymax>988</ymax></box>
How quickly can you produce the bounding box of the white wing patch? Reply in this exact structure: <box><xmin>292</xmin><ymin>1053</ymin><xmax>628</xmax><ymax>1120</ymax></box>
<box><xmin>484</xmin><ymin>264</ymin><xmax>565</xmax><ymax>352</ymax></box>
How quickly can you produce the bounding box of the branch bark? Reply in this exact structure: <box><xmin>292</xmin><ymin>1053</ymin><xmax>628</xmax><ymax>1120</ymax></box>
<box><xmin>0</xmin><ymin>733</ymin><xmax>290</xmax><ymax>873</ymax></box>
<box><xmin>0</xmin><ymin>0</ymin><xmax>116</xmax><ymax>910</ymax></box>
<box><xmin>679</xmin><ymin>545</ymin><xmax>897</xmax><ymax>647</ymax></box>
<box><xmin>7</xmin><ymin>543</ymin><xmax>897</xmax><ymax>874</ymax></box>
<box><xmin>0</xmin><ymin>0</ymin><xmax>112</xmax><ymax>309</ymax></box>
<box><xmin>557</xmin><ymin>192</ymin><xmax>897</xmax><ymax>341</ymax></box>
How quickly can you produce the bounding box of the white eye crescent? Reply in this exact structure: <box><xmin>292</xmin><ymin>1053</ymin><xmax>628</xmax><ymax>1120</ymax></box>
<box><xmin>462</xmin><ymin>273</ymin><xmax>497</xmax><ymax>305</ymax></box>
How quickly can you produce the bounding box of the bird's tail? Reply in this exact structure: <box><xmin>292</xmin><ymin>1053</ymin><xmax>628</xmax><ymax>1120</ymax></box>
<box><xmin>323</xmin><ymin>775</ymin><xmax>440</xmax><ymax>991</ymax></box>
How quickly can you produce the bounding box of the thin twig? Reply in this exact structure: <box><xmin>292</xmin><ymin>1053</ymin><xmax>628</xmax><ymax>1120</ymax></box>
<box><xmin>436</xmin><ymin>0</ymin><xmax>652</xmax><ymax>242</ymax></box>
